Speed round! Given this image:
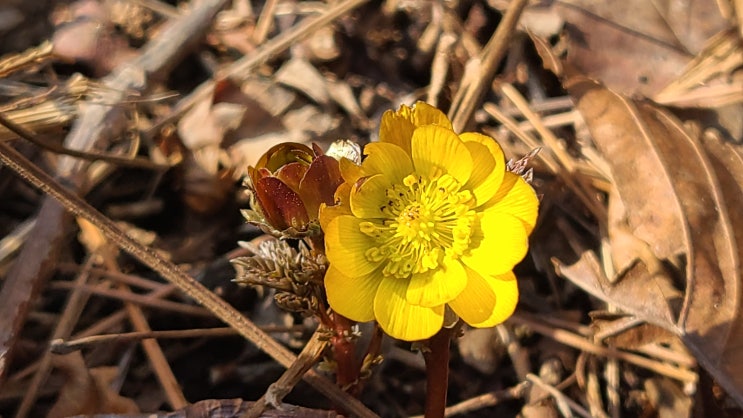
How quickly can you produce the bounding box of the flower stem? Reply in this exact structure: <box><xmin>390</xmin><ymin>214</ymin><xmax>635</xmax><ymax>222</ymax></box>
<box><xmin>331</xmin><ymin>313</ymin><xmax>360</xmax><ymax>394</ymax></box>
<box><xmin>423</xmin><ymin>326</ymin><xmax>455</xmax><ymax>418</ymax></box>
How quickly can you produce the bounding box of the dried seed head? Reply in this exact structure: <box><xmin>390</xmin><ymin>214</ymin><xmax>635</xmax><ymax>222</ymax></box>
<box><xmin>231</xmin><ymin>239</ymin><xmax>326</xmax><ymax>315</ymax></box>
<box><xmin>274</xmin><ymin>292</ymin><xmax>320</xmax><ymax>316</ymax></box>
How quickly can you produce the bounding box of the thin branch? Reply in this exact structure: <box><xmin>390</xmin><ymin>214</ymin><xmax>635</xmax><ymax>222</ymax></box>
<box><xmin>0</xmin><ymin>112</ymin><xmax>165</xmax><ymax>170</ymax></box>
<box><xmin>447</xmin><ymin>0</ymin><xmax>529</xmax><ymax>132</ymax></box>
<box><xmin>51</xmin><ymin>326</ymin><xmax>305</xmax><ymax>354</ymax></box>
<box><xmin>242</xmin><ymin>330</ymin><xmax>328</xmax><ymax>418</ymax></box>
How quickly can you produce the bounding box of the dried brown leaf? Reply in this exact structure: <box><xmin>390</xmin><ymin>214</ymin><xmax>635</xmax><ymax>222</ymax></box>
<box><xmin>47</xmin><ymin>352</ymin><xmax>139</xmax><ymax>418</ymax></box>
<box><xmin>561</xmin><ymin>74</ymin><xmax>743</xmax><ymax>406</ymax></box>
<box><xmin>275</xmin><ymin>58</ymin><xmax>330</xmax><ymax>106</ymax></box>
<box><xmin>457</xmin><ymin>327</ymin><xmax>504</xmax><ymax>375</ymax></box>
<box><xmin>326</xmin><ymin>78</ymin><xmax>370</xmax><ymax>128</ymax></box>
<box><xmin>240</xmin><ymin>77</ymin><xmax>297</xmax><ymax>117</ymax></box>
<box><xmin>654</xmin><ymin>29</ymin><xmax>743</xmax><ymax>107</ymax></box>
<box><xmin>691</xmin><ymin>133</ymin><xmax>743</xmax><ymax>401</ymax></box>
<box><xmin>555</xmin><ymin>0</ymin><xmax>729</xmax><ymax>96</ymax></box>
<box><xmin>528</xmin><ymin>31</ymin><xmax>562</xmax><ymax>77</ymax></box>
<box><xmin>516</xmin><ymin>5</ymin><xmax>564</xmax><ymax>38</ymax></box>
<box><xmin>591</xmin><ymin>315</ymin><xmax>677</xmax><ymax>350</ymax></box>
<box><xmin>229</xmin><ymin>131</ymin><xmax>308</xmax><ymax>176</ymax></box>
<box><xmin>178</xmin><ymin>96</ymin><xmax>246</xmax><ymax>152</ymax></box>
<box><xmin>644</xmin><ymin>377</ymin><xmax>692</xmax><ymax>418</ymax></box>
<box><xmin>565</xmin><ymin>76</ymin><xmax>687</xmax><ymax>262</ymax></box>
<box><xmin>554</xmin><ymin>252</ymin><xmax>678</xmax><ymax>327</ymax></box>
<box><xmin>649</xmin><ymin>0</ymin><xmax>730</xmax><ymax>52</ymax></box>
<box><xmin>51</xmin><ymin>0</ymin><xmax>137</xmax><ymax>76</ymax></box>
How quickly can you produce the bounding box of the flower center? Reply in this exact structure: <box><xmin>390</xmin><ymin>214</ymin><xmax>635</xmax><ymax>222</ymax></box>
<box><xmin>360</xmin><ymin>173</ymin><xmax>476</xmax><ymax>278</ymax></box>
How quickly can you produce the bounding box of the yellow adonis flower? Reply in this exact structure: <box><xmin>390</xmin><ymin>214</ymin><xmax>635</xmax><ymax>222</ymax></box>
<box><xmin>319</xmin><ymin>102</ymin><xmax>539</xmax><ymax>341</ymax></box>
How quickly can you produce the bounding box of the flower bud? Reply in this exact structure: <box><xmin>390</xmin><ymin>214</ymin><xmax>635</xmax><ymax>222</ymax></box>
<box><xmin>242</xmin><ymin>142</ymin><xmax>343</xmax><ymax>237</ymax></box>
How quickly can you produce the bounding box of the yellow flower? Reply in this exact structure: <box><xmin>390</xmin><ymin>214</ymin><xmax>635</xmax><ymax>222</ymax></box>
<box><xmin>320</xmin><ymin>102</ymin><xmax>539</xmax><ymax>341</ymax></box>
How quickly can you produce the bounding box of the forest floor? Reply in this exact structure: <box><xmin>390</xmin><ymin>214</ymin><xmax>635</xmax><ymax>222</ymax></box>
<box><xmin>1</xmin><ymin>0</ymin><xmax>743</xmax><ymax>417</ymax></box>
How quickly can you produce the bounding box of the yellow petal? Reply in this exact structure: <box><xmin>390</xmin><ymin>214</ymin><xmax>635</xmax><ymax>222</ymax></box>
<box><xmin>379</xmin><ymin>108</ymin><xmax>416</xmax><ymax>155</ymax></box>
<box><xmin>319</xmin><ymin>204</ymin><xmax>349</xmax><ymax>232</ymax></box>
<box><xmin>462</xmin><ymin>212</ymin><xmax>529</xmax><ymax>276</ymax></box>
<box><xmin>460</xmin><ymin>132</ymin><xmax>505</xmax><ymax>205</ymax></box>
<box><xmin>350</xmin><ymin>174</ymin><xmax>391</xmax><ymax>219</ymax></box>
<box><xmin>325</xmin><ymin>265</ymin><xmax>381</xmax><ymax>322</ymax></box>
<box><xmin>319</xmin><ymin>183</ymin><xmax>352</xmax><ymax>231</ymax></box>
<box><xmin>406</xmin><ymin>258</ymin><xmax>467</xmax><ymax>307</ymax></box>
<box><xmin>379</xmin><ymin>102</ymin><xmax>453</xmax><ymax>155</ymax></box>
<box><xmin>411</xmin><ymin>125</ymin><xmax>472</xmax><ymax>184</ymax></box>
<box><xmin>374</xmin><ymin>276</ymin><xmax>444</xmax><ymax>341</ymax></box>
<box><xmin>340</xmin><ymin>157</ymin><xmax>363</xmax><ymax>184</ymax></box>
<box><xmin>448</xmin><ymin>269</ymin><xmax>518</xmax><ymax>327</ymax></box>
<box><xmin>409</xmin><ymin>101</ymin><xmax>452</xmax><ymax>130</ymax></box>
<box><xmin>482</xmin><ymin>172</ymin><xmax>539</xmax><ymax>233</ymax></box>
<box><xmin>334</xmin><ymin>181</ymin><xmax>352</xmax><ymax>206</ymax></box>
<box><xmin>325</xmin><ymin>215</ymin><xmax>382</xmax><ymax>277</ymax></box>
<box><xmin>360</xmin><ymin>142</ymin><xmax>414</xmax><ymax>183</ymax></box>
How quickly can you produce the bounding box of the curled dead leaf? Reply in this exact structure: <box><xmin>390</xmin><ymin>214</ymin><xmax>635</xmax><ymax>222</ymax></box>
<box><xmin>559</xmin><ymin>74</ymin><xmax>743</xmax><ymax>407</ymax></box>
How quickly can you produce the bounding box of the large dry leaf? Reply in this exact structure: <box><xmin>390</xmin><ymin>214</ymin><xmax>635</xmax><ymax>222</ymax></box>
<box><xmin>557</xmin><ymin>74</ymin><xmax>743</xmax><ymax>406</ymax></box>
<box><xmin>554</xmin><ymin>0</ymin><xmax>729</xmax><ymax>96</ymax></box>
<box><xmin>694</xmin><ymin>133</ymin><xmax>743</xmax><ymax>398</ymax></box>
